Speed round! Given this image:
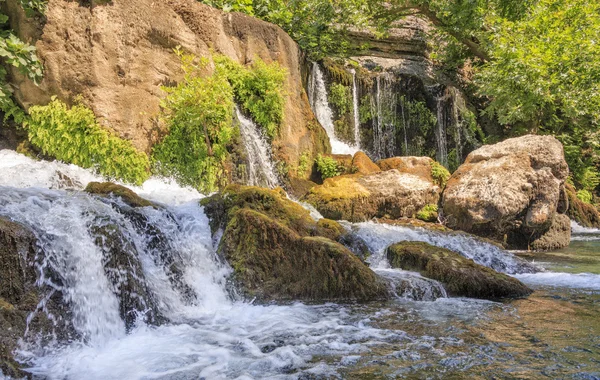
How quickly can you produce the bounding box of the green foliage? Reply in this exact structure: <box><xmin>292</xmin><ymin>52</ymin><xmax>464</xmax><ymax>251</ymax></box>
<box><xmin>359</xmin><ymin>95</ymin><xmax>373</xmax><ymax>124</ymax></box>
<box><xmin>214</xmin><ymin>55</ymin><xmax>286</xmax><ymax>140</ymax></box>
<box><xmin>0</xmin><ymin>14</ymin><xmax>44</xmax><ymax>124</ymax></box>
<box><xmin>430</xmin><ymin>161</ymin><xmax>451</xmax><ymax>188</ymax></box>
<box><xmin>315</xmin><ymin>154</ymin><xmax>342</xmax><ymax>179</ymax></box>
<box><xmin>202</xmin><ymin>0</ymin><xmax>254</xmax><ymax>13</ymax></box>
<box><xmin>152</xmin><ymin>51</ymin><xmax>235</xmax><ymax>193</ymax></box>
<box><xmin>416</xmin><ymin>204</ymin><xmax>438</xmax><ymax>222</ymax></box>
<box><xmin>576</xmin><ymin>189</ymin><xmax>593</xmax><ymax>205</ymax></box>
<box><xmin>27</xmin><ymin>98</ymin><xmax>150</xmax><ymax>184</ymax></box>
<box><xmin>17</xmin><ymin>0</ymin><xmax>47</xmax><ymax>15</ymax></box>
<box><xmin>328</xmin><ymin>83</ymin><xmax>351</xmax><ymax>116</ymax></box>
<box><xmin>297</xmin><ymin>150</ymin><xmax>312</xmax><ymax>178</ymax></box>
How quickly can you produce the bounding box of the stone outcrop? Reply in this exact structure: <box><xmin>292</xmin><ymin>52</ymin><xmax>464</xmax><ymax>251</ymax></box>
<box><xmin>201</xmin><ymin>185</ymin><xmax>388</xmax><ymax>302</ymax></box>
<box><xmin>0</xmin><ymin>217</ymin><xmax>74</xmax><ymax>378</ymax></box>
<box><xmin>442</xmin><ymin>135</ymin><xmax>570</xmax><ymax>250</ymax></box>
<box><xmin>377</xmin><ymin>156</ymin><xmax>435</xmax><ymax>183</ymax></box>
<box><xmin>386</xmin><ymin>241</ymin><xmax>532</xmax><ymax>299</ymax></box>
<box><xmin>85</xmin><ymin>182</ymin><xmax>154</xmax><ymax>208</ymax></box>
<box><xmin>352</xmin><ymin>151</ymin><xmax>381</xmax><ymax>175</ymax></box>
<box><xmin>304</xmin><ymin>169</ymin><xmax>440</xmax><ymax>222</ymax></box>
<box><xmin>4</xmin><ymin>0</ymin><xmax>330</xmax><ymax>170</ymax></box>
<box><xmin>565</xmin><ymin>184</ymin><xmax>600</xmax><ymax>228</ymax></box>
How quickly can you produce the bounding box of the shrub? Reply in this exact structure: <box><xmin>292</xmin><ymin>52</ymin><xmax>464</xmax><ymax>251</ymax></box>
<box><xmin>27</xmin><ymin>98</ymin><xmax>150</xmax><ymax>184</ymax></box>
<box><xmin>297</xmin><ymin>150</ymin><xmax>312</xmax><ymax>178</ymax></box>
<box><xmin>430</xmin><ymin>161</ymin><xmax>451</xmax><ymax>188</ymax></box>
<box><xmin>152</xmin><ymin>51</ymin><xmax>235</xmax><ymax>193</ymax></box>
<box><xmin>215</xmin><ymin>55</ymin><xmax>287</xmax><ymax>140</ymax></box>
<box><xmin>328</xmin><ymin>83</ymin><xmax>351</xmax><ymax>116</ymax></box>
<box><xmin>315</xmin><ymin>154</ymin><xmax>342</xmax><ymax>179</ymax></box>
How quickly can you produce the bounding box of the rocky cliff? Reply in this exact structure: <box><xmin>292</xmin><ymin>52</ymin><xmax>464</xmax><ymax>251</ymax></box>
<box><xmin>4</xmin><ymin>0</ymin><xmax>329</xmax><ymax>166</ymax></box>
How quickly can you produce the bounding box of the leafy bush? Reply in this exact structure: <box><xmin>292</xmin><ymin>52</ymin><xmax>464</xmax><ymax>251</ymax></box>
<box><xmin>315</xmin><ymin>154</ymin><xmax>342</xmax><ymax>179</ymax></box>
<box><xmin>18</xmin><ymin>0</ymin><xmax>47</xmax><ymax>15</ymax></box>
<box><xmin>416</xmin><ymin>204</ymin><xmax>439</xmax><ymax>222</ymax></box>
<box><xmin>297</xmin><ymin>150</ymin><xmax>312</xmax><ymax>178</ymax></box>
<box><xmin>27</xmin><ymin>98</ymin><xmax>150</xmax><ymax>184</ymax></box>
<box><xmin>152</xmin><ymin>51</ymin><xmax>235</xmax><ymax>193</ymax></box>
<box><xmin>576</xmin><ymin>189</ymin><xmax>593</xmax><ymax>205</ymax></box>
<box><xmin>214</xmin><ymin>55</ymin><xmax>286</xmax><ymax>140</ymax></box>
<box><xmin>328</xmin><ymin>83</ymin><xmax>351</xmax><ymax>116</ymax></box>
<box><xmin>430</xmin><ymin>161</ymin><xmax>451</xmax><ymax>188</ymax></box>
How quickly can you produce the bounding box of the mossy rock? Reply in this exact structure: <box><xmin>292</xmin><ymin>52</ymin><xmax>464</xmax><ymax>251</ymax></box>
<box><xmin>386</xmin><ymin>241</ymin><xmax>532</xmax><ymax>300</ymax></box>
<box><xmin>85</xmin><ymin>182</ymin><xmax>153</xmax><ymax>208</ymax></box>
<box><xmin>315</xmin><ymin>218</ymin><xmax>346</xmax><ymax>241</ymax></box>
<box><xmin>0</xmin><ymin>217</ymin><xmax>75</xmax><ymax>378</ymax></box>
<box><xmin>201</xmin><ymin>184</ymin><xmax>317</xmax><ymax>236</ymax></box>
<box><xmin>352</xmin><ymin>151</ymin><xmax>381</xmax><ymax>175</ymax></box>
<box><xmin>219</xmin><ymin>208</ymin><xmax>388</xmax><ymax>302</ymax></box>
<box><xmin>565</xmin><ymin>183</ymin><xmax>600</xmax><ymax>228</ymax></box>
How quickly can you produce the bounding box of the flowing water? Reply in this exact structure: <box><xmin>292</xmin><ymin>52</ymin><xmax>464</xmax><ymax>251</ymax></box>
<box><xmin>1</xmin><ymin>150</ymin><xmax>600</xmax><ymax>379</ymax></box>
<box><xmin>351</xmin><ymin>69</ymin><xmax>361</xmax><ymax>150</ymax></box>
<box><xmin>307</xmin><ymin>62</ymin><xmax>359</xmax><ymax>155</ymax></box>
<box><xmin>235</xmin><ymin>107</ymin><xmax>280</xmax><ymax>188</ymax></box>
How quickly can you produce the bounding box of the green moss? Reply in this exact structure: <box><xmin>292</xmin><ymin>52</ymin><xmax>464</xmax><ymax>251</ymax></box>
<box><xmin>84</xmin><ymin>182</ymin><xmax>154</xmax><ymax>208</ymax></box>
<box><xmin>577</xmin><ymin>189</ymin><xmax>594</xmax><ymax>204</ymax></box>
<box><xmin>416</xmin><ymin>204</ymin><xmax>439</xmax><ymax>223</ymax></box>
<box><xmin>27</xmin><ymin>98</ymin><xmax>150</xmax><ymax>185</ymax></box>
<box><xmin>430</xmin><ymin>161</ymin><xmax>451</xmax><ymax>188</ymax></box>
<box><xmin>297</xmin><ymin>150</ymin><xmax>312</xmax><ymax>178</ymax></box>
<box><xmin>322</xmin><ymin>58</ymin><xmax>353</xmax><ymax>86</ymax></box>
<box><xmin>386</xmin><ymin>241</ymin><xmax>532</xmax><ymax>299</ymax></box>
<box><xmin>316</xmin><ymin>218</ymin><xmax>346</xmax><ymax>241</ymax></box>
<box><xmin>329</xmin><ymin>82</ymin><xmax>351</xmax><ymax>115</ymax></box>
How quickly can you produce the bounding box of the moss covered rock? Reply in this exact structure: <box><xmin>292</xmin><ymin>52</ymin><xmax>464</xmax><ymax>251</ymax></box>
<box><xmin>377</xmin><ymin>156</ymin><xmax>435</xmax><ymax>182</ymax></box>
<box><xmin>202</xmin><ymin>185</ymin><xmax>388</xmax><ymax>302</ymax></box>
<box><xmin>565</xmin><ymin>183</ymin><xmax>600</xmax><ymax>228</ymax></box>
<box><xmin>303</xmin><ymin>170</ymin><xmax>440</xmax><ymax>222</ymax></box>
<box><xmin>386</xmin><ymin>241</ymin><xmax>532</xmax><ymax>299</ymax></box>
<box><xmin>220</xmin><ymin>209</ymin><xmax>387</xmax><ymax>302</ymax></box>
<box><xmin>85</xmin><ymin>182</ymin><xmax>153</xmax><ymax>208</ymax></box>
<box><xmin>0</xmin><ymin>217</ymin><xmax>74</xmax><ymax>378</ymax></box>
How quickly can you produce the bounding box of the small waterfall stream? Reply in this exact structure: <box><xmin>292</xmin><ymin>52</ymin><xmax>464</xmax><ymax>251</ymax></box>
<box><xmin>235</xmin><ymin>107</ymin><xmax>280</xmax><ymax>188</ymax></box>
<box><xmin>372</xmin><ymin>74</ymin><xmax>398</xmax><ymax>161</ymax></box>
<box><xmin>351</xmin><ymin>69</ymin><xmax>361</xmax><ymax>150</ymax></box>
<box><xmin>2</xmin><ymin>150</ymin><xmax>599</xmax><ymax>378</ymax></box>
<box><xmin>307</xmin><ymin>62</ymin><xmax>358</xmax><ymax>155</ymax></box>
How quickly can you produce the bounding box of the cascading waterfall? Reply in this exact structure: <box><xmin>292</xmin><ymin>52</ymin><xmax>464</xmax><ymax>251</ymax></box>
<box><xmin>434</xmin><ymin>90</ymin><xmax>449</xmax><ymax>168</ymax></box>
<box><xmin>351</xmin><ymin>69</ymin><xmax>361</xmax><ymax>150</ymax></box>
<box><xmin>2</xmin><ymin>150</ymin><xmax>600</xmax><ymax>377</ymax></box>
<box><xmin>372</xmin><ymin>73</ymin><xmax>398</xmax><ymax>161</ymax></box>
<box><xmin>235</xmin><ymin>107</ymin><xmax>280</xmax><ymax>188</ymax></box>
<box><xmin>307</xmin><ymin>62</ymin><xmax>358</xmax><ymax>155</ymax></box>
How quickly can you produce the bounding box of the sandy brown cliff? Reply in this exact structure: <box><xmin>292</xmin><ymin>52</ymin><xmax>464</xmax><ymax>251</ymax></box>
<box><xmin>4</xmin><ymin>0</ymin><xmax>330</xmax><ymax>165</ymax></box>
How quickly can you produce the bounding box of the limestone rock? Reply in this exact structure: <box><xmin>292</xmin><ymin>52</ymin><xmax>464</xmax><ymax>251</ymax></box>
<box><xmin>201</xmin><ymin>185</ymin><xmax>388</xmax><ymax>302</ymax></box>
<box><xmin>352</xmin><ymin>151</ymin><xmax>381</xmax><ymax>175</ymax></box>
<box><xmin>377</xmin><ymin>156</ymin><xmax>434</xmax><ymax>182</ymax></box>
<box><xmin>5</xmin><ymin>0</ymin><xmax>329</xmax><ymax>169</ymax></box>
<box><xmin>442</xmin><ymin>135</ymin><xmax>570</xmax><ymax>250</ymax></box>
<box><xmin>304</xmin><ymin>170</ymin><xmax>440</xmax><ymax>222</ymax></box>
<box><xmin>386</xmin><ymin>241</ymin><xmax>532</xmax><ymax>299</ymax></box>
<box><xmin>85</xmin><ymin>182</ymin><xmax>154</xmax><ymax>208</ymax></box>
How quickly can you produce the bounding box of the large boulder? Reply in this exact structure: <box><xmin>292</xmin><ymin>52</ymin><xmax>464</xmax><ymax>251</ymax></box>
<box><xmin>303</xmin><ymin>169</ymin><xmax>440</xmax><ymax>222</ymax></box>
<box><xmin>4</xmin><ymin>0</ymin><xmax>330</xmax><ymax>170</ymax></box>
<box><xmin>352</xmin><ymin>151</ymin><xmax>381</xmax><ymax>175</ymax></box>
<box><xmin>0</xmin><ymin>217</ymin><xmax>74</xmax><ymax>378</ymax></box>
<box><xmin>386</xmin><ymin>241</ymin><xmax>532</xmax><ymax>299</ymax></box>
<box><xmin>442</xmin><ymin>135</ymin><xmax>570</xmax><ymax>250</ymax></box>
<box><xmin>376</xmin><ymin>156</ymin><xmax>435</xmax><ymax>183</ymax></box>
<box><xmin>201</xmin><ymin>185</ymin><xmax>388</xmax><ymax>302</ymax></box>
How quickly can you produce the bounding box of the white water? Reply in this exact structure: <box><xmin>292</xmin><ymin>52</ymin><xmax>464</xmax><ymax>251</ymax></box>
<box><xmin>351</xmin><ymin>69</ymin><xmax>361</xmax><ymax>149</ymax></box>
<box><xmin>2</xmin><ymin>150</ymin><xmax>599</xmax><ymax>378</ymax></box>
<box><xmin>307</xmin><ymin>62</ymin><xmax>359</xmax><ymax>155</ymax></box>
<box><xmin>570</xmin><ymin>220</ymin><xmax>600</xmax><ymax>241</ymax></box>
<box><xmin>235</xmin><ymin>107</ymin><xmax>280</xmax><ymax>189</ymax></box>
<box><xmin>372</xmin><ymin>74</ymin><xmax>398</xmax><ymax>161</ymax></box>
<box><xmin>434</xmin><ymin>90</ymin><xmax>449</xmax><ymax>168</ymax></box>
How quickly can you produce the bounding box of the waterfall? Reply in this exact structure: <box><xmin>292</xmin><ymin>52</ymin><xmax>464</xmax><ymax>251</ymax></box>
<box><xmin>372</xmin><ymin>73</ymin><xmax>397</xmax><ymax>161</ymax></box>
<box><xmin>433</xmin><ymin>89</ymin><xmax>449</xmax><ymax>167</ymax></box>
<box><xmin>351</xmin><ymin>69</ymin><xmax>361</xmax><ymax>150</ymax></box>
<box><xmin>307</xmin><ymin>62</ymin><xmax>358</xmax><ymax>155</ymax></box>
<box><xmin>235</xmin><ymin>107</ymin><xmax>280</xmax><ymax>189</ymax></box>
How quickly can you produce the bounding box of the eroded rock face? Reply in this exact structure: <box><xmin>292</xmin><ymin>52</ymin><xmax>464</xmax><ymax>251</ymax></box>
<box><xmin>386</xmin><ymin>241</ymin><xmax>532</xmax><ymax>299</ymax></box>
<box><xmin>442</xmin><ymin>135</ymin><xmax>569</xmax><ymax>250</ymax></box>
<box><xmin>304</xmin><ymin>170</ymin><xmax>440</xmax><ymax>222</ymax></box>
<box><xmin>5</xmin><ymin>0</ymin><xmax>329</xmax><ymax>167</ymax></box>
<box><xmin>0</xmin><ymin>217</ymin><xmax>74</xmax><ymax>378</ymax></box>
<box><xmin>377</xmin><ymin>156</ymin><xmax>435</xmax><ymax>183</ymax></box>
<box><xmin>201</xmin><ymin>185</ymin><xmax>388</xmax><ymax>302</ymax></box>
